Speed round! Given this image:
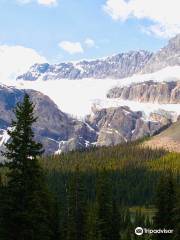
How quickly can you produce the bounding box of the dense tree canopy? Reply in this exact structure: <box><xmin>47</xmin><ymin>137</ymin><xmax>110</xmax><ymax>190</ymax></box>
<box><xmin>0</xmin><ymin>95</ymin><xmax>179</xmax><ymax>240</ymax></box>
<box><xmin>0</xmin><ymin>94</ymin><xmax>56</xmax><ymax>240</ymax></box>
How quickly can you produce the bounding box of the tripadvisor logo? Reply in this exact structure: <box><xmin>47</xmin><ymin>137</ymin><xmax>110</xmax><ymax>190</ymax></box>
<box><xmin>135</xmin><ymin>227</ymin><xmax>174</xmax><ymax>236</ymax></box>
<box><xmin>135</xmin><ymin>227</ymin><xmax>143</xmax><ymax>236</ymax></box>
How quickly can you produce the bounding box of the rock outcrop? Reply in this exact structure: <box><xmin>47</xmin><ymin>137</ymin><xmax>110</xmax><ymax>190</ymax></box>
<box><xmin>86</xmin><ymin>106</ymin><xmax>168</xmax><ymax>146</ymax></box>
<box><xmin>107</xmin><ymin>81</ymin><xmax>180</xmax><ymax>104</ymax></box>
<box><xmin>0</xmin><ymin>85</ymin><xmax>97</xmax><ymax>154</ymax></box>
<box><xmin>0</xmin><ymin>84</ymin><xmax>172</xmax><ymax>154</ymax></box>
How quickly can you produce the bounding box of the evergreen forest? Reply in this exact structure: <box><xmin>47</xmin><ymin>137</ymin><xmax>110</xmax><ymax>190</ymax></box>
<box><xmin>0</xmin><ymin>94</ymin><xmax>180</xmax><ymax>240</ymax></box>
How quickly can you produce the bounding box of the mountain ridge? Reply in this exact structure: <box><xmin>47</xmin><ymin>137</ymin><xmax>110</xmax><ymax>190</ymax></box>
<box><xmin>17</xmin><ymin>50</ymin><xmax>153</xmax><ymax>81</ymax></box>
<box><xmin>0</xmin><ymin>84</ymin><xmax>172</xmax><ymax>154</ymax></box>
<box><xmin>1</xmin><ymin>35</ymin><xmax>180</xmax><ymax>154</ymax></box>
<box><xmin>141</xmin><ymin>34</ymin><xmax>180</xmax><ymax>73</ymax></box>
<box><xmin>16</xmin><ymin>34</ymin><xmax>180</xmax><ymax>82</ymax></box>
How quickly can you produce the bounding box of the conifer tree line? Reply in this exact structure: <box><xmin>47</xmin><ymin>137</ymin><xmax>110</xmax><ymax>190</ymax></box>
<box><xmin>0</xmin><ymin>94</ymin><xmax>179</xmax><ymax>239</ymax></box>
<box><xmin>0</xmin><ymin>94</ymin><xmax>57</xmax><ymax>240</ymax></box>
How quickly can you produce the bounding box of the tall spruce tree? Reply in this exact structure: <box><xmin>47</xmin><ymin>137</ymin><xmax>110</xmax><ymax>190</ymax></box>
<box><xmin>110</xmin><ymin>200</ymin><xmax>121</xmax><ymax>240</ymax></box>
<box><xmin>0</xmin><ymin>94</ymin><xmax>57</xmax><ymax>240</ymax></box>
<box><xmin>174</xmin><ymin>186</ymin><xmax>180</xmax><ymax>240</ymax></box>
<box><xmin>66</xmin><ymin>167</ymin><xmax>87</xmax><ymax>240</ymax></box>
<box><xmin>154</xmin><ymin>172</ymin><xmax>176</xmax><ymax>240</ymax></box>
<box><xmin>96</xmin><ymin>171</ymin><xmax>121</xmax><ymax>240</ymax></box>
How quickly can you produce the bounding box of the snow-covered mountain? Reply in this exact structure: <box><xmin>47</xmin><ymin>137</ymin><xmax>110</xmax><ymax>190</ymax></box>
<box><xmin>0</xmin><ymin>84</ymin><xmax>97</xmax><ymax>154</ymax></box>
<box><xmin>141</xmin><ymin>34</ymin><xmax>180</xmax><ymax>74</ymax></box>
<box><xmin>14</xmin><ymin>66</ymin><xmax>180</xmax><ymax>119</ymax></box>
<box><xmin>17</xmin><ymin>50</ymin><xmax>152</xmax><ymax>81</ymax></box>
<box><xmin>15</xmin><ymin>34</ymin><xmax>180</xmax><ymax>81</ymax></box>
<box><xmin>0</xmin><ymin>84</ymin><xmax>171</xmax><ymax>155</ymax></box>
<box><xmin>1</xmin><ymin>35</ymin><xmax>180</xmax><ymax>154</ymax></box>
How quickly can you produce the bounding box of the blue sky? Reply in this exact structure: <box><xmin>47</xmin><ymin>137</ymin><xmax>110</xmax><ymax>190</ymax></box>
<box><xmin>0</xmin><ymin>0</ymin><xmax>172</xmax><ymax>64</ymax></box>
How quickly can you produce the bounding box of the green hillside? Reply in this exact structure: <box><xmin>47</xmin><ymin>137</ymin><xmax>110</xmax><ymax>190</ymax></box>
<box><xmin>40</xmin><ymin>142</ymin><xmax>180</xmax><ymax>239</ymax></box>
<box><xmin>42</xmin><ymin>142</ymin><xmax>180</xmax><ymax>207</ymax></box>
<box><xmin>1</xmin><ymin>141</ymin><xmax>180</xmax><ymax>239</ymax></box>
<box><xmin>160</xmin><ymin>120</ymin><xmax>180</xmax><ymax>141</ymax></box>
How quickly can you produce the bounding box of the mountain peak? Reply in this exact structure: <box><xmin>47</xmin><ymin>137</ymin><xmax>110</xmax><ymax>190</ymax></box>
<box><xmin>168</xmin><ymin>33</ymin><xmax>180</xmax><ymax>50</ymax></box>
<box><xmin>17</xmin><ymin>50</ymin><xmax>152</xmax><ymax>81</ymax></box>
<box><xmin>141</xmin><ymin>33</ymin><xmax>180</xmax><ymax>74</ymax></box>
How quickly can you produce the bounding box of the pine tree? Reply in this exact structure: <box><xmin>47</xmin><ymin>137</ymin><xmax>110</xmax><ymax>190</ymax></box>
<box><xmin>110</xmin><ymin>200</ymin><xmax>121</xmax><ymax>240</ymax></box>
<box><xmin>96</xmin><ymin>171</ymin><xmax>122</xmax><ymax>240</ymax></box>
<box><xmin>0</xmin><ymin>173</ymin><xmax>4</xmax><ymax>236</ymax></box>
<box><xmin>174</xmin><ymin>186</ymin><xmax>180</xmax><ymax>240</ymax></box>
<box><xmin>85</xmin><ymin>202</ymin><xmax>100</xmax><ymax>240</ymax></box>
<box><xmin>66</xmin><ymin>167</ymin><xmax>87</xmax><ymax>240</ymax></box>
<box><xmin>0</xmin><ymin>94</ymin><xmax>57</xmax><ymax>240</ymax></box>
<box><xmin>96</xmin><ymin>171</ymin><xmax>111</xmax><ymax>240</ymax></box>
<box><xmin>154</xmin><ymin>172</ymin><xmax>176</xmax><ymax>240</ymax></box>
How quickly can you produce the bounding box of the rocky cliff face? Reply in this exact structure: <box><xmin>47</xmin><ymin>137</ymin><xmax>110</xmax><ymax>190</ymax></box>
<box><xmin>2</xmin><ymin>35</ymin><xmax>180</xmax><ymax>154</ymax></box>
<box><xmin>0</xmin><ymin>85</ymin><xmax>171</xmax><ymax>154</ymax></box>
<box><xmin>107</xmin><ymin>81</ymin><xmax>180</xmax><ymax>104</ymax></box>
<box><xmin>86</xmin><ymin>106</ymin><xmax>168</xmax><ymax>146</ymax></box>
<box><xmin>141</xmin><ymin>34</ymin><xmax>180</xmax><ymax>73</ymax></box>
<box><xmin>17</xmin><ymin>51</ymin><xmax>153</xmax><ymax>81</ymax></box>
<box><xmin>0</xmin><ymin>85</ymin><xmax>97</xmax><ymax>154</ymax></box>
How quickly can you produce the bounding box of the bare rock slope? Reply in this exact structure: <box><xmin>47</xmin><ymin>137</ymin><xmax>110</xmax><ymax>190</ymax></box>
<box><xmin>86</xmin><ymin>106</ymin><xmax>169</xmax><ymax>147</ymax></box>
<box><xmin>107</xmin><ymin>81</ymin><xmax>180</xmax><ymax>104</ymax></box>
<box><xmin>0</xmin><ymin>85</ymin><xmax>171</xmax><ymax>154</ymax></box>
<box><xmin>0</xmin><ymin>85</ymin><xmax>97</xmax><ymax>154</ymax></box>
<box><xmin>141</xmin><ymin>34</ymin><xmax>180</xmax><ymax>73</ymax></box>
<box><xmin>144</xmin><ymin>120</ymin><xmax>180</xmax><ymax>152</ymax></box>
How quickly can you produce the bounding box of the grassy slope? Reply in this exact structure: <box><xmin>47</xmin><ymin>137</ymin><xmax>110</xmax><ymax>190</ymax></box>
<box><xmin>144</xmin><ymin>120</ymin><xmax>180</xmax><ymax>152</ymax></box>
<box><xmin>158</xmin><ymin>120</ymin><xmax>180</xmax><ymax>141</ymax></box>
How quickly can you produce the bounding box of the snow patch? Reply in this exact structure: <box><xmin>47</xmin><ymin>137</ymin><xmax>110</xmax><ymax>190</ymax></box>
<box><xmin>1</xmin><ymin>66</ymin><xmax>180</xmax><ymax>119</ymax></box>
<box><xmin>55</xmin><ymin>140</ymin><xmax>67</xmax><ymax>155</ymax></box>
<box><xmin>93</xmin><ymin>98</ymin><xmax>180</xmax><ymax>122</ymax></box>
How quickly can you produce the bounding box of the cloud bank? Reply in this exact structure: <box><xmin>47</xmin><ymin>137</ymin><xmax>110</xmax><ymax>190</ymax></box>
<box><xmin>103</xmin><ymin>0</ymin><xmax>180</xmax><ymax>38</ymax></box>
<box><xmin>37</xmin><ymin>0</ymin><xmax>57</xmax><ymax>6</ymax></box>
<box><xmin>0</xmin><ymin>45</ymin><xmax>46</xmax><ymax>81</ymax></box>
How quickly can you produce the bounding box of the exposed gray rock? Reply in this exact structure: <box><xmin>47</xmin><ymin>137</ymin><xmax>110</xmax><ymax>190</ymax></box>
<box><xmin>0</xmin><ymin>85</ymin><xmax>97</xmax><ymax>155</ymax></box>
<box><xmin>141</xmin><ymin>34</ymin><xmax>180</xmax><ymax>73</ymax></box>
<box><xmin>131</xmin><ymin>119</ymin><xmax>163</xmax><ymax>141</ymax></box>
<box><xmin>86</xmin><ymin>106</ymin><xmax>167</xmax><ymax>146</ymax></box>
<box><xmin>107</xmin><ymin>81</ymin><xmax>180</xmax><ymax>104</ymax></box>
<box><xmin>0</xmin><ymin>84</ymin><xmax>174</xmax><ymax>154</ymax></box>
<box><xmin>149</xmin><ymin>110</ymin><xmax>173</xmax><ymax>126</ymax></box>
<box><xmin>17</xmin><ymin>51</ymin><xmax>153</xmax><ymax>81</ymax></box>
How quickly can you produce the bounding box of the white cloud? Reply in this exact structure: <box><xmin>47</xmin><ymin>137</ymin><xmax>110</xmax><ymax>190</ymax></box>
<box><xmin>103</xmin><ymin>0</ymin><xmax>180</xmax><ymax>38</ymax></box>
<box><xmin>84</xmin><ymin>38</ymin><xmax>95</xmax><ymax>48</ymax></box>
<box><xmin>37</xmin><ymin>0</ymin><xmax>57</xmax><ymax>6</ymax></box>
<box><xmin>0</xmin><ymin>45</ymin><xmax>46</xmax><ymax>81</ymax></box>
<box><xmin>17</xmin><ymin>0</ymin><xmax>57</xmax><ymax>6</ymax></box>
<box><xmin>59</xmin><ymin>41</ymin><xmax>84</xmax><ymax>54</ymax></box>
<box><xmin>104</xmin><ymin>0</ymin><xmax>131</xmax><ymax>21</ymax></box>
